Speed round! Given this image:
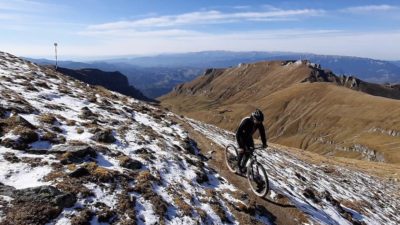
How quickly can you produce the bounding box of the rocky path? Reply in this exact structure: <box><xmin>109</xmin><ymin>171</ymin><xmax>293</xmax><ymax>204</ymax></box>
<box><xmin>184</xmin><ymin>118</ymin><xmax>400</xmax><ymax>225</ymax></box>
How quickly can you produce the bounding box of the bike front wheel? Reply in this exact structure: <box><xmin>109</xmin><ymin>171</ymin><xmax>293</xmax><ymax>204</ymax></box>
<box><xmin>247</xmin><ymin>161</ymin><xmax>269</xmax><ymax>197</ymax></box>
<box><xmin>225</xmin><ymin>144</ymin><xmax>238</xmax><ymax>173</ymax></box>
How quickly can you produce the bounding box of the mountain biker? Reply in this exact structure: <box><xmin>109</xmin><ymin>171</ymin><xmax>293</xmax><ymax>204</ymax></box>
<box><xmin>236</xmin><ymin>109</ymin><xmax>267</xmax><ymax>173</ymax></box>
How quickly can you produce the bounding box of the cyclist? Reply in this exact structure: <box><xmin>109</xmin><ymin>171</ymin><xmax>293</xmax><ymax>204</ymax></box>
<box><xmin>235</xmin><ymin>109</ymin><xmax>267</xmax><ymax>173</ymax></box>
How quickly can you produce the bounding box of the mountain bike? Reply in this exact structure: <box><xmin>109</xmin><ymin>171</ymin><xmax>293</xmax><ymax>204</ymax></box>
<box><xmin>225</xmin><ymin>144</ymin><xmax>269</xmax><ymax>197</ymax></box>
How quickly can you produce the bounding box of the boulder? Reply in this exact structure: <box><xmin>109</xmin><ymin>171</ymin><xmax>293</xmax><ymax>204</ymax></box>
<box><xmin>11</xmin><ymin>115</ymin><xmax>36</xmax><ymax>130</ymax></box>
<box><xmin>0</xmin><ymin>183</ymin><xmax>16</xmax><ymax>197</ymax></box>
<box><xmin>92</xmin><ymin>129</ymin><xmax>116</xmax><ymax>143</ymax></box>
<box><xmin>303</xmin><ymin>187</ymin><xmax>320</xmax><ymax>203</ymax></box>
<box><xmin>79</xmin><ymin>107</ymin><xmax>97</xmax><ymax>120</ymax></box>
<box><xmin>50</xmin><ymin>145</ymin><xmax>97</xmax><ymax>164</ymax></box>
<box><xmin>182</xmin><ymin>137</ymin><xmax>199</xmax><ymax>155</ymax></box>
<box><xmin>118</xmin><ymin>156</ymin><xmax>143</xmax><ymax>170</ymax></box>
<box><xmin>12</xmin><ymin>185</ymin><xmax>76</xmax><ymax>208</ymax></box>
<box><xmin>13</xmin><ymin>126</ymin><xmax>39</xmax><ymax>143</ymax></box>
<box><xmin>0</xmin><ymin>185</ymin><xmax>76</xmax><ymax>225</ymax></box>
<box><xmin>69</xmin><ymin>167</ymin><xmax>90</xmax><ymax>178</ymax></box>
<box><xmin>0</xmin><ymin>138</ymin><xmax>28</xmax><ymax>150</ymax></box>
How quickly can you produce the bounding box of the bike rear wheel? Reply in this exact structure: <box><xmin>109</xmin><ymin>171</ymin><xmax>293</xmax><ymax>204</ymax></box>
<box><xmin>247</xmin><ymin>161</ymin><xmax>269</xmax><ymax>197</ymax></box>
<box><xmin>225</xmin><ymin>144</ymin><xmax>238</xmax><ymax>173</ymax></box>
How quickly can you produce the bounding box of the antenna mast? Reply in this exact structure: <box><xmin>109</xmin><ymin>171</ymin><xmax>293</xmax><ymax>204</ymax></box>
<box><xmin>54</xmin><ymin>42</ymin><xmax>58</xmax><ymax>70</ymax></box>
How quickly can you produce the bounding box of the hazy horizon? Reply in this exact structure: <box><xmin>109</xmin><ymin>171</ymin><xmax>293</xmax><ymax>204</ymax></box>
<box><xmin>22</xmin><ymin>50</ymin><xmax>400</xmax><ymax>63</ymax></box>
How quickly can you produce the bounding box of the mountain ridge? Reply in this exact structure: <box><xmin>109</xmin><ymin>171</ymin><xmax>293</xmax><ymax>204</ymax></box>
<box><xmin>55</xmin><ymin>67</ymin><xmax>154</xmax><ymax>102</ymax></box>
<box><xmin>161</xmin><ymin>60</ymin><xmax>400</xmax><ymax>164</ymax></box>
<box><xmin>27</xmin><ymin>51</ymin><xmax>400</xmax><ymax>99</ymax></box>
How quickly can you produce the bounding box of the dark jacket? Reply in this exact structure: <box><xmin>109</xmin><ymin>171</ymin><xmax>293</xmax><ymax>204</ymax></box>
<box><xmin>236</xmin><ymin>117</ymin><xmax>267</xmax><ymax>149</ymax></box>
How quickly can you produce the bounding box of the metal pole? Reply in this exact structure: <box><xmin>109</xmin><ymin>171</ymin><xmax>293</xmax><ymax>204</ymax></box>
<box><xmin>54</xmin><ymin>43</ymin><xmax>58</xmax><ymax>70</ymax></box>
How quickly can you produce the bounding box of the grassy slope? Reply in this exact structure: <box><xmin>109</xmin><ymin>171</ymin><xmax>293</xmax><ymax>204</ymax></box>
<box><xmin>160</xmin><ymin>61</ymin><xmax>400</xmax><ymax>164</ymax></box>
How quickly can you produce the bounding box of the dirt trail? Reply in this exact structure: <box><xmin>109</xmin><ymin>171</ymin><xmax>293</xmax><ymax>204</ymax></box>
<box><xmin>177</xmin><ymin>118</ymin><xmax>312</xmax><ymax>225</ymax></box>
<box><xmin>175</xmin><ymin>116</ymin><xmax>400</xmax><ymax>225</ymax></box>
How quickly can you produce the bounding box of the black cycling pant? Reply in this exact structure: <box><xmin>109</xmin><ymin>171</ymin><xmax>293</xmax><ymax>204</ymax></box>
<box><xmin>236</xmin><ymin>135</ymin><xmax>254</xmax><ymax>171</ymax></box>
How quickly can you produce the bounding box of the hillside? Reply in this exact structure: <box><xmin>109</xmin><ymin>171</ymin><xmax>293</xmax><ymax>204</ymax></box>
<box><xmin>1</xmin><ymin>51</ymin><xmax>400</xmax><ymax>225</ymax></box>
<box><xmin>56</xmin><ymin>67</ymin><xmax>154</xmax><ymax>102</ymax></box>
<box><xmin>160</xmin><ymin>60</ymin><xmax>400</xmax><ymax>164</ymax></box>
<box><xmin>0</xmin><ymin>51</ymin><xmax>274</xmax><ymax>224</ymax></box>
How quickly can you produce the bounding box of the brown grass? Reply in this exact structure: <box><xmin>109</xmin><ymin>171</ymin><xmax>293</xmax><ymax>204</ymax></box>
<box><xmin>173</xmin><ymin>197</ymin><xmax>192</xmax><ymax>216</ymax></box>
<box><xmin>34</xmin><ymin>81</ymin><xmax>51</xmax><ymax>89</ymax></box>
<box><xmin>66</xmin><ymin>119</ymin><xmax>76</xmax><ymax>126</ymax></box>
<box><xmin>71</xmin><ymin>208</ymin><xmax>93</xmax><ymax>225</ymax></box>
<box><xmin>12</xmin><ymin>125</ymin><xmax>38</xmax><ymax>143</ymax></box>
<box><xmin>160</xmin><ymin>61</ymin><xmax>400</xmax><ymax>165</ymax></box>
<box><xmin>82</xmin><ymin>162</ymin><xmax>116</xmax><ymax>183</ymax></box>
<box><xmin>0</xmin><ymin>202</ymin><xmax>61</xmax><ymax>225</ymax></box>
<box><xmin>117</xmin><ymin>191</ymin><xmax>136</xmax><ymax>220</ymax></box>
<box><xmin>2</xmin><ymin>152</ymin><xmax>20</xmax><ymax>163</ymax></box>
<box><xmin>76</xmin><ymin>127</ymin><xmax>84</xmax><ymax>134</ymax></box>
<box><xmin>38</xmin><ymin>113</ymin><xmax>57</xmax><ymax>124</ymax></box>
<box><xmin>195</xmin><ymin>207</ymin><xmax>208</xmax><ymax>221</ymax></box>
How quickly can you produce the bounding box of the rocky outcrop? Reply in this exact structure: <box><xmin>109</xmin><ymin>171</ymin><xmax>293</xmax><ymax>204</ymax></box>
<box><xmin>50</xmin><ymin>144</ymin><xmax>97</xmax><ymax>164</ymax></box>
<box><xmin>302</xmin><ymin>66</ymin><xmax>400</xmax><ymax>100</ymax></box>
<box><xmin>91</xmin><ymin>129</ymin><xmax>116</xmax><ymax>143</ymax></box>
<box><xmin>118</xmin><ymin>156</ymin><xmax>143</xmax><ymax>170</ymax></box>
<box><xmin>56</xmin><ymin>67</ymin><xmax>154</xmax><ymax>102</ymax></box>
<box><xmin>0</xmin><ymin>184</ymin><xmax>76</xmax><ymax>225</ymax></box>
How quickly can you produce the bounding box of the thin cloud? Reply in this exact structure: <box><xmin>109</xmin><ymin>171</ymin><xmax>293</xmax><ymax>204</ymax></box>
<box><xmin>233</xmin><ymin>5</ymin><xmax>251</xmax><ymax>10</ymax></box>
<box><xmin>0</xmin><ymin>13</ymin><xmax>20</xmax><ymax>20</ymax></box>
<box><xmin>341</xmin><ymin>4</ymin><xmax>398</xmax><ymax>13</ymax></box>
<box><xmin>0</xmin><ymin>0</ymin><xmax>56</xmax><ymax>12</ymax></box>
<box><xmin>79</xmin><ymin>29</ymin><xmax>203</xmax><ymax>39</ymax></box>
<box><xmin>21</xmin><ymin>29</ymin><xmax>400</xmax><ymax>60</ymax></box>
<box><xmin>87</xmin><ymin>8</ymin><xmax>325</xmax><ymax>31</ymax></box>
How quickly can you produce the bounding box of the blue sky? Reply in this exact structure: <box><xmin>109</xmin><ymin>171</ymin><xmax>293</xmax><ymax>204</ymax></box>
<box><xmin>0</xmin><ymin>0</ymin><xmax>399</xmax><ymax>60</ymax></box>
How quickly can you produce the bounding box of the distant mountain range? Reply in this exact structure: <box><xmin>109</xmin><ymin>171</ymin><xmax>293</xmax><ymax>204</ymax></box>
<box><xmin>27</xmin><ymin>58</ymin><xmax>202</xmax><ymax>99</ymax></box>
<box><xmin>27</xmin><ymin>51</ymin><xmax>400</xmax><ymax>98</ymax></box>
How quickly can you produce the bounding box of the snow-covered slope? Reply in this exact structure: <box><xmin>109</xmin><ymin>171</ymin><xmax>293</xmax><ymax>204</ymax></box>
<box><xmin>0</xmin><ymin>52</ymin><xmax>272</xmax><ymax>224</ymax></box>
<box><xmin>187</xmin><ymin>119</ymin><xmax>400</xmax><ymax>225</ymax></box>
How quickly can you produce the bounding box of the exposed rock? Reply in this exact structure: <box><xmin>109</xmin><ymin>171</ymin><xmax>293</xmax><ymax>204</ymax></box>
<box><xmin>79</xmin><ymin>107</ymin><xmax>97</xmax><ymax>120</ymax></box>
<box><xmin>2</xmin><ymin>152</ymin><xmax>21</xmax><ymax>163</ymax></box>
<box><xmin>0</xmin><ymin>115</ymin><xmax>36</xmax><ymax>135</ymax></box>
<box><xmin>41</xmin><ymin>131</ymin><xmax>65</xmax><ymax>144</ymax></box>
<box><xmin>0</xmin><ymin>183</ymin><xmax>16</xmax><ymax>197</ymax></box>
<box><xmin>71</xmin><ymin>208</ymin><xmax>93</xmax><ymax>225</ymax></box>
<box><xmin>91</xmin><ymin>129</ymin><xmax>116</xmax><ymax>143</ymax></box>
<box><xmin>51</xmin><ymin>126</ymin><xmax>64</xmax><ymax>133</ymax></box>
<box><xmin>303</xmin><ymin>187</ymin><xmax>320</xmax><ymax>203</ymax></box>
<box><xmin>97</xmin><ymin>208</ymin><xmax>116</xmax><ymax>223</ymax></box>
<box><xmin>12</xmin><ymin>126</ymin><xmax>39</xmax><ymax>143</ymax></box>
<box><xmin>195</xmin><ymin>169</ymin><xmax>209</xmax><ymax>184</ymax></box>
<box><xmin>50</xmin><ymin>144</ymin><xmax>97</xmax><ymax>164</ymax></box>
<box><xmin>69</xmin><ymin>167</ymin><xmax>90</xmax><ymax>178</ymax></box>
<box><xmin>0</xmin><ymin>185</ymin><xmax>76</xmax><ymax>225</ymax></box>
<box><xmin>182</xmin><ymin>137</ymin><xmax>199</xmax><ymax>155</ymax></box>
<box><xmin>56</xmin><ymin>67</ymin><xmax>154</xmax><ymax>102</ymax></box>
<box><xmin>118</xmin><ymin>156</ymin><xmax>143</xmax><ymax>170</ymax></box>
<box><xmin>0</xmin><ymin>138</ymin><xmax>28</xmax><ymax>150</ymax></box>
<box><xmin>12</xmin><ymin>185</ymin><xmax>76</xmax><ymax>208</ymax></box>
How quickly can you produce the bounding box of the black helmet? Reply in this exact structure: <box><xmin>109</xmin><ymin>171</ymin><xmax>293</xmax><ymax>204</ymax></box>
<box><xmin>251</xmin><ymin>109</ymin><xmax>264</xmax><ymax>122</ymax></box>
